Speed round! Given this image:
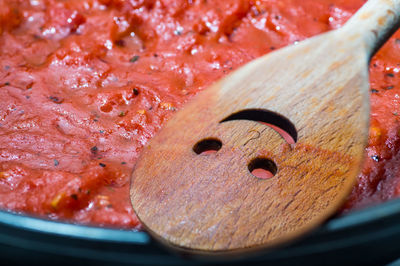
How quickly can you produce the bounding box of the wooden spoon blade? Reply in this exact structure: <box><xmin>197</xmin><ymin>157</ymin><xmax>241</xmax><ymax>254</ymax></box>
<box><xmin>130</xmin><ymin>29</ymin><xmax>369</xmax><ymax>254</ymax></box>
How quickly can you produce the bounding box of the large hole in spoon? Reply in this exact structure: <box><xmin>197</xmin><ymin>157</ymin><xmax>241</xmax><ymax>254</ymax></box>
<box><xmin>220</xmin><ymin>109</ymin><xmax>297</xmax><ymax>144</ymax></box>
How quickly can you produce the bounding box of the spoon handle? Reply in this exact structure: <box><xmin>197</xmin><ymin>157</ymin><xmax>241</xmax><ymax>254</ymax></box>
<box><xmin>344</xmin><ymin>0</ymin><xmax>400</xmax><ymax>57</ymax></box>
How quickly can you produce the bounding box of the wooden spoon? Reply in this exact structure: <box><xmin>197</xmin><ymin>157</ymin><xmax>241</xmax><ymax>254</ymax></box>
<box><xmin>131</xmin><ymin>0</ymin><xmax>400</xmax><ymax>255</ymax></box>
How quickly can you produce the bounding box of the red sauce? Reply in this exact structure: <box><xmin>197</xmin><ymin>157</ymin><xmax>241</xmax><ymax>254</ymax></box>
<box><xmin>0</xmin><ymin>0</ymin><xmax>399</xmax><ymax>229</ymax></box>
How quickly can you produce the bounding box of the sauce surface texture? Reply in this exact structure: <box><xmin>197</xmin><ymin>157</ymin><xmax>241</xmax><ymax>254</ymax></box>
<box><xmin>1</xmin><ymin>0</ymin><xmax>399</xmax><ymax>228</ymax></box>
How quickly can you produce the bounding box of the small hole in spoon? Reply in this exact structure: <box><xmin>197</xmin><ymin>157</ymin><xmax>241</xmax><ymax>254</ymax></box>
<box><xmin>248</xmin><ymin>158</ymin><xmax>277</xmax><ymax>179</ymax></box>
<box><xmin>193</xmin><ymin>138</ymin><xmax>222</xmax><ymax>155</ymax></box>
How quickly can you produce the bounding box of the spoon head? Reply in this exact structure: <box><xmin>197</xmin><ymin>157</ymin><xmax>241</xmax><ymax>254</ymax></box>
<box><xmin>130</xmin><ymin>30</ymin><xmax>370</xmax><ymax>254</ymax></box>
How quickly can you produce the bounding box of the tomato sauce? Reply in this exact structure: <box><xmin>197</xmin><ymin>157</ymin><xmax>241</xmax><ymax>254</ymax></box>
<box><xmin>0</xmin><ymin>0</ymin><xmax>399</xmax><ymax>229</ymax></box>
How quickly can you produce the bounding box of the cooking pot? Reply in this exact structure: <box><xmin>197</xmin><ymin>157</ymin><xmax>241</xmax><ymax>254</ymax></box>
<box><xmin>2</xmin><ymin>197</ymin><xmax>400</xmax><ymax>265</ymax></box>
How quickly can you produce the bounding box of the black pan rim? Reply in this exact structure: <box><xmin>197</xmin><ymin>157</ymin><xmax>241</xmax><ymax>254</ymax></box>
<box><xmin>0</xmin><ymin>197</ymin><xmax>399</xmax><ymax>244</ymax></box>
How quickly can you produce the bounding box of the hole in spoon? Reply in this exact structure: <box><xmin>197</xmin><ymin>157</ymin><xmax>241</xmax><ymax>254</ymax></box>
<box><xmin>220</xmin><ymin>109</ymin><xmax>297</xmax><ymax>144</ymax></box>
<box><xmin>248</xmin><ymin>158</ymin><xmax>277</xmax><ymax>179</ymax></box>
<box><xmin>193</xmin><ymin>138</ymin><xmax>222</xmax><ymax>155</ymax></box>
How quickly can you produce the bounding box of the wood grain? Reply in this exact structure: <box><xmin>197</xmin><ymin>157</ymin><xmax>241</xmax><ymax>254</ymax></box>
<box><xmin>130</xmin><ymin>0</ymin><xmax>400</xmax><ymax>255</ymax></box>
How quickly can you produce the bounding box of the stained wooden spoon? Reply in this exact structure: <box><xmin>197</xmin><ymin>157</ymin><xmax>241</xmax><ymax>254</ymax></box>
<box><xmin>131</xmin><ymin>0</ymin><xmax>400</xmax><ymax>255</ymax></box>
